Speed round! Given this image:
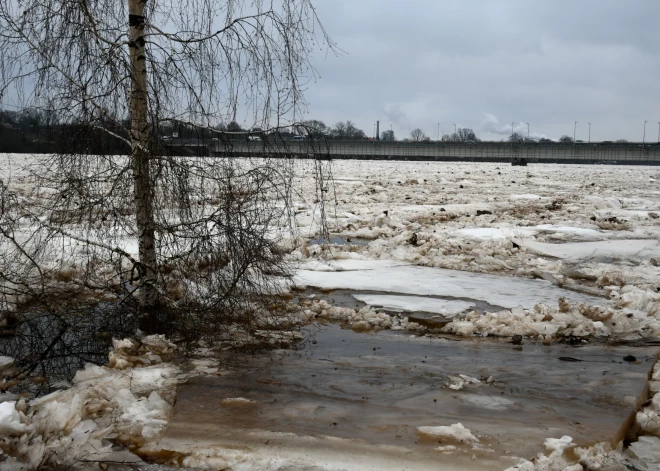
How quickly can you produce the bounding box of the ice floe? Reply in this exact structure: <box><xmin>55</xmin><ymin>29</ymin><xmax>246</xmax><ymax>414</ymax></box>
<box><xmin>295</xmin><ymin>260</ymin><xmax>603</xmax><ymax>310</ymax></box>
<box><xmin>352</xmin><ymin>294</ymin><xmax>475</xmax><ymax>315</ymax></box>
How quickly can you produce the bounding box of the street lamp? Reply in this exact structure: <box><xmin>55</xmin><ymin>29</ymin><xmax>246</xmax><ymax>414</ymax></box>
<box><xmin>588</xmin><ymin>122</ymin><xmax>591</xmax><ymax>143</ymax></box>
<box><xmin>573</xmin><ymin>121</ymin><xmax>577</xmax><ymax>143</ymax></box>
<box><xmin>643</xmin><ymin>120</ymin><xmax>647</xmax><ymax>146</ymax></box>
<box><xmin>453</xmin><ymin>123</ymin><xmax>457</xmax><ymax>135</ymax></box>
<box><xmin>525</xmin><ymin>122</ymin><xmax>530</xmax><ymax>140</ymax></box>
<box><xmin>511</xmin><ymin>122</ymin><xmax>515</xmax><ymax>139</ymax></box>
<box><xmin>437</xmin><ymin>122</ymin><xmax>441</xmax><ymax>142</ymax></box>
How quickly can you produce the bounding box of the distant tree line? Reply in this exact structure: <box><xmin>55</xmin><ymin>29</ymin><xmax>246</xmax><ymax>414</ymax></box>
<box><xmin>0</xmin><ymin>110</ymin><xmax>645</xmax><ymax>153</ymax></box>
<box><xmin>440</xmin><ymin>128</ymin><xmax>479</xmax><ymax>143</ymax></box>
<box><xmin>0</xmin><ymin>109</ymin><xmax>132</xmax><ymax>154</ymax></box>
<box><xmin>0</xmin><ymin>111</ymin><xmax>378</xmax><ymax>154</ymax></box>
<box><xmin>0</xmin><ymin>109</ymin><xmax>237</xmax><ymax>155</ymax></box>
<box><xmin>292</xmin><ymin>120</ymin><xmax>368</xmax><ymax>139</ymax></box>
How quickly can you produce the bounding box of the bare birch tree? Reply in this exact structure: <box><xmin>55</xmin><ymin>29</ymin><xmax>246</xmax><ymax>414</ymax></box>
<box><xmin>0</xmin><ymin>0</ymin><xmax>334</xmax><ymax>348</ymax></box>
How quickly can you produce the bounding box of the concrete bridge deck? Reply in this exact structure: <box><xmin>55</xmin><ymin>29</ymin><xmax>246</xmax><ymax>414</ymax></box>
<box><xmin>169</xmin><ymin>139</ymin><xmax>660</xmax><ymax>165</ymax></box>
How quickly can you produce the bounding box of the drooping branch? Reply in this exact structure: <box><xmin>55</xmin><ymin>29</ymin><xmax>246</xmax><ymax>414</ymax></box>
<box><xmin>0</xmin><ymin>0</ymin><xmax>336</xmax><ymax>333</ymax></box>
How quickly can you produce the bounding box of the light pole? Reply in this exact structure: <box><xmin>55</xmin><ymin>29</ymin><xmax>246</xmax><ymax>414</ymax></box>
<box><xmin>588</xmin><ymin>122</ymin><xmax>591</xmax><ymax>143</ymax></box>
<box><xmin>573</xmin><ymin>121</ymin><xmax>577</xmax><ymax>143</ymax></box>
<box><xmin>453</xmin><ymin>123</ymin><xmax>457</xmax><ymax>136</ymax></box>
<box><xmin>525</xmin><ymin>122</ymin><xmax>530</xmax><ymax>140</ymax></box>
<box><xmin>511</xmin><ymin>122</ymin><xmax>515</xmax><ymax>140</ymax></box>
<box><xmin>437</xmin><ymin>122</ymin><xmax>441</xmax><ymax>142</ymax></box>
<box><xmin>643</xmin><ymin>120</ymin><xmax>647</xmax><ymax>146</ymax></box>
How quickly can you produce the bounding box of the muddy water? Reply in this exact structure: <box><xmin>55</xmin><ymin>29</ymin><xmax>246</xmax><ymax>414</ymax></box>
<box><xmin>309</xmin><ymin>234</ymin><xmax>371</xmax><ymax>246</ymax></box>
<box><xmin>161</xmin><ymin>325</ymin><xmax>657</xmax><ymax>470</ymax></box>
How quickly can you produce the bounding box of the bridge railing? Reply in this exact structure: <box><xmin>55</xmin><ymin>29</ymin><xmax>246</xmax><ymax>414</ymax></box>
<box><xmin>192</xmin><ymin>139</ymin><xmax>660</xmax><ymax>164</ymax></box>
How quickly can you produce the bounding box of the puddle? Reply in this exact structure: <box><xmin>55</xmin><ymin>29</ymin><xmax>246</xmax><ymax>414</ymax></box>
<box><xmin>161</xmin><ymin>324</ymin><xmax>657</xmax><ymax>470</ymax></box>
<box><xmin>405</xmin><ymin>312</ymin><xmax>454</xmax><ymax>329</ymax></box>
<box><xmin>309</xmin><ymin>234</ymin><xmax>371</xmax><ymax>246</ymax></box>
<box><xmin>293</xmin><ymin>287</ymin><xmax>367</xmax><ymax>310</ymax></box>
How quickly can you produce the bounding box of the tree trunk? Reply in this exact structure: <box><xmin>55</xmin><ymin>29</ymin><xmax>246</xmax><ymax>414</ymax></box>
<box><xmin>128</xmin><ymin>0</ymin><xmax>158</xmax><ymax>311</ymax></box>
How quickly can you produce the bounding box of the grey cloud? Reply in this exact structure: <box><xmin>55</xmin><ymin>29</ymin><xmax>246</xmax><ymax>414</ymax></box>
<box><xmin>481</xmin><ymin>113</ymin><xmax>516</xmax><ymax>136</ymax></box>
<box><xmin>305</xmin><ymin>0</ymin><xmax>660</xmax><ymax>142</ymax></box>
<box><xmin>384</xmin><ymin>105</ymin><xmax>409</xmax><ymax>132</ymax></box>
<box><xmin>480</xmin><ymin>114</ymin><xmax>548</xmax><ymax>140</ymax></box>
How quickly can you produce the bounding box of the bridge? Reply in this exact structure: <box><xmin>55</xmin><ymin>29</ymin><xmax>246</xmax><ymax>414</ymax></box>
<box><xmin>168</xmin><ymin>139</ymin><xmax>660</xmax><ymax>165</ymax></box>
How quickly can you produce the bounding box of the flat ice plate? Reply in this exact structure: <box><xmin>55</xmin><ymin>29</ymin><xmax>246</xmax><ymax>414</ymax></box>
<box><xmin>160</xmin><ymin>326</ymin><xmax>657</xmax><ymax>471</ymax></box>
<box><xmin>514</xmin><ymin>238</ymin><xmax>660</xmax><ymax>261</ymax></box>
<box><xmin>294</xmin><ymin>260</ymin><xmax>604</xmax><ymax>310</ymax></box>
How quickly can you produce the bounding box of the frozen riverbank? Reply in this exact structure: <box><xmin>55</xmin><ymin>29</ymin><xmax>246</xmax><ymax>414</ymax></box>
<box><xmin>1</xmin><ymin>159</ymin><xmax>660</xmax><ymax>470</ymax></box>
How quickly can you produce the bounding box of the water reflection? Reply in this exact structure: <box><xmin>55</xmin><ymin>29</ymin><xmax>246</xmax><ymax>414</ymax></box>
<box><xmin>164</xmin><ymin>324</ymin><xmax>656</xmax><ymax>463</ymax></box>
<box><xmin>0</xmin><ymin>303</ymin><xmax>136</xmax><ymax>395</ymax></box>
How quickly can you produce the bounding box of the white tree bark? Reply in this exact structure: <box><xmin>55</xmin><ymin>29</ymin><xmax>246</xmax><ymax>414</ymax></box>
<box><xmin>0</xmin><ymin>0</ymin><xmax>333</xmax><ymax>335</ymax></box>
<box><xmin>128</xmin><ymin>0</ymin><xmax>158</xmax><ymax>310</ymax></box>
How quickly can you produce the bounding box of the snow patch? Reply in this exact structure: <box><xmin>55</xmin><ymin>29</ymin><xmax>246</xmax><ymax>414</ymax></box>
<box><xmin>417</xmin><ymin>423</ymin><xmax>479</xmax><ymax>444</ymax></box>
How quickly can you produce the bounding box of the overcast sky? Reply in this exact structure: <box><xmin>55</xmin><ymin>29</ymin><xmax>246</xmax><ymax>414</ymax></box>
<box><xmin>305</xmin><ymin>0</ymin><xmax>660</xmax><ymax>142</ymax></box>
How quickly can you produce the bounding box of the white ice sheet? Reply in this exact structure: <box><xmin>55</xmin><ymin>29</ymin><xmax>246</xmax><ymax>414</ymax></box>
<box><xmin>352</xmin><ymin>294</ymin><xmax>475</xmax><ymax>315</ymax></box>
<box><xmin>295</xmin><ymin>260</ymin><xmax>602</xmax><ymax>309</ymax></box>
<box><xmin>516</xmin><ymin>238</ymin><xmax>660</xmax><ymax>261</ymax></box>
